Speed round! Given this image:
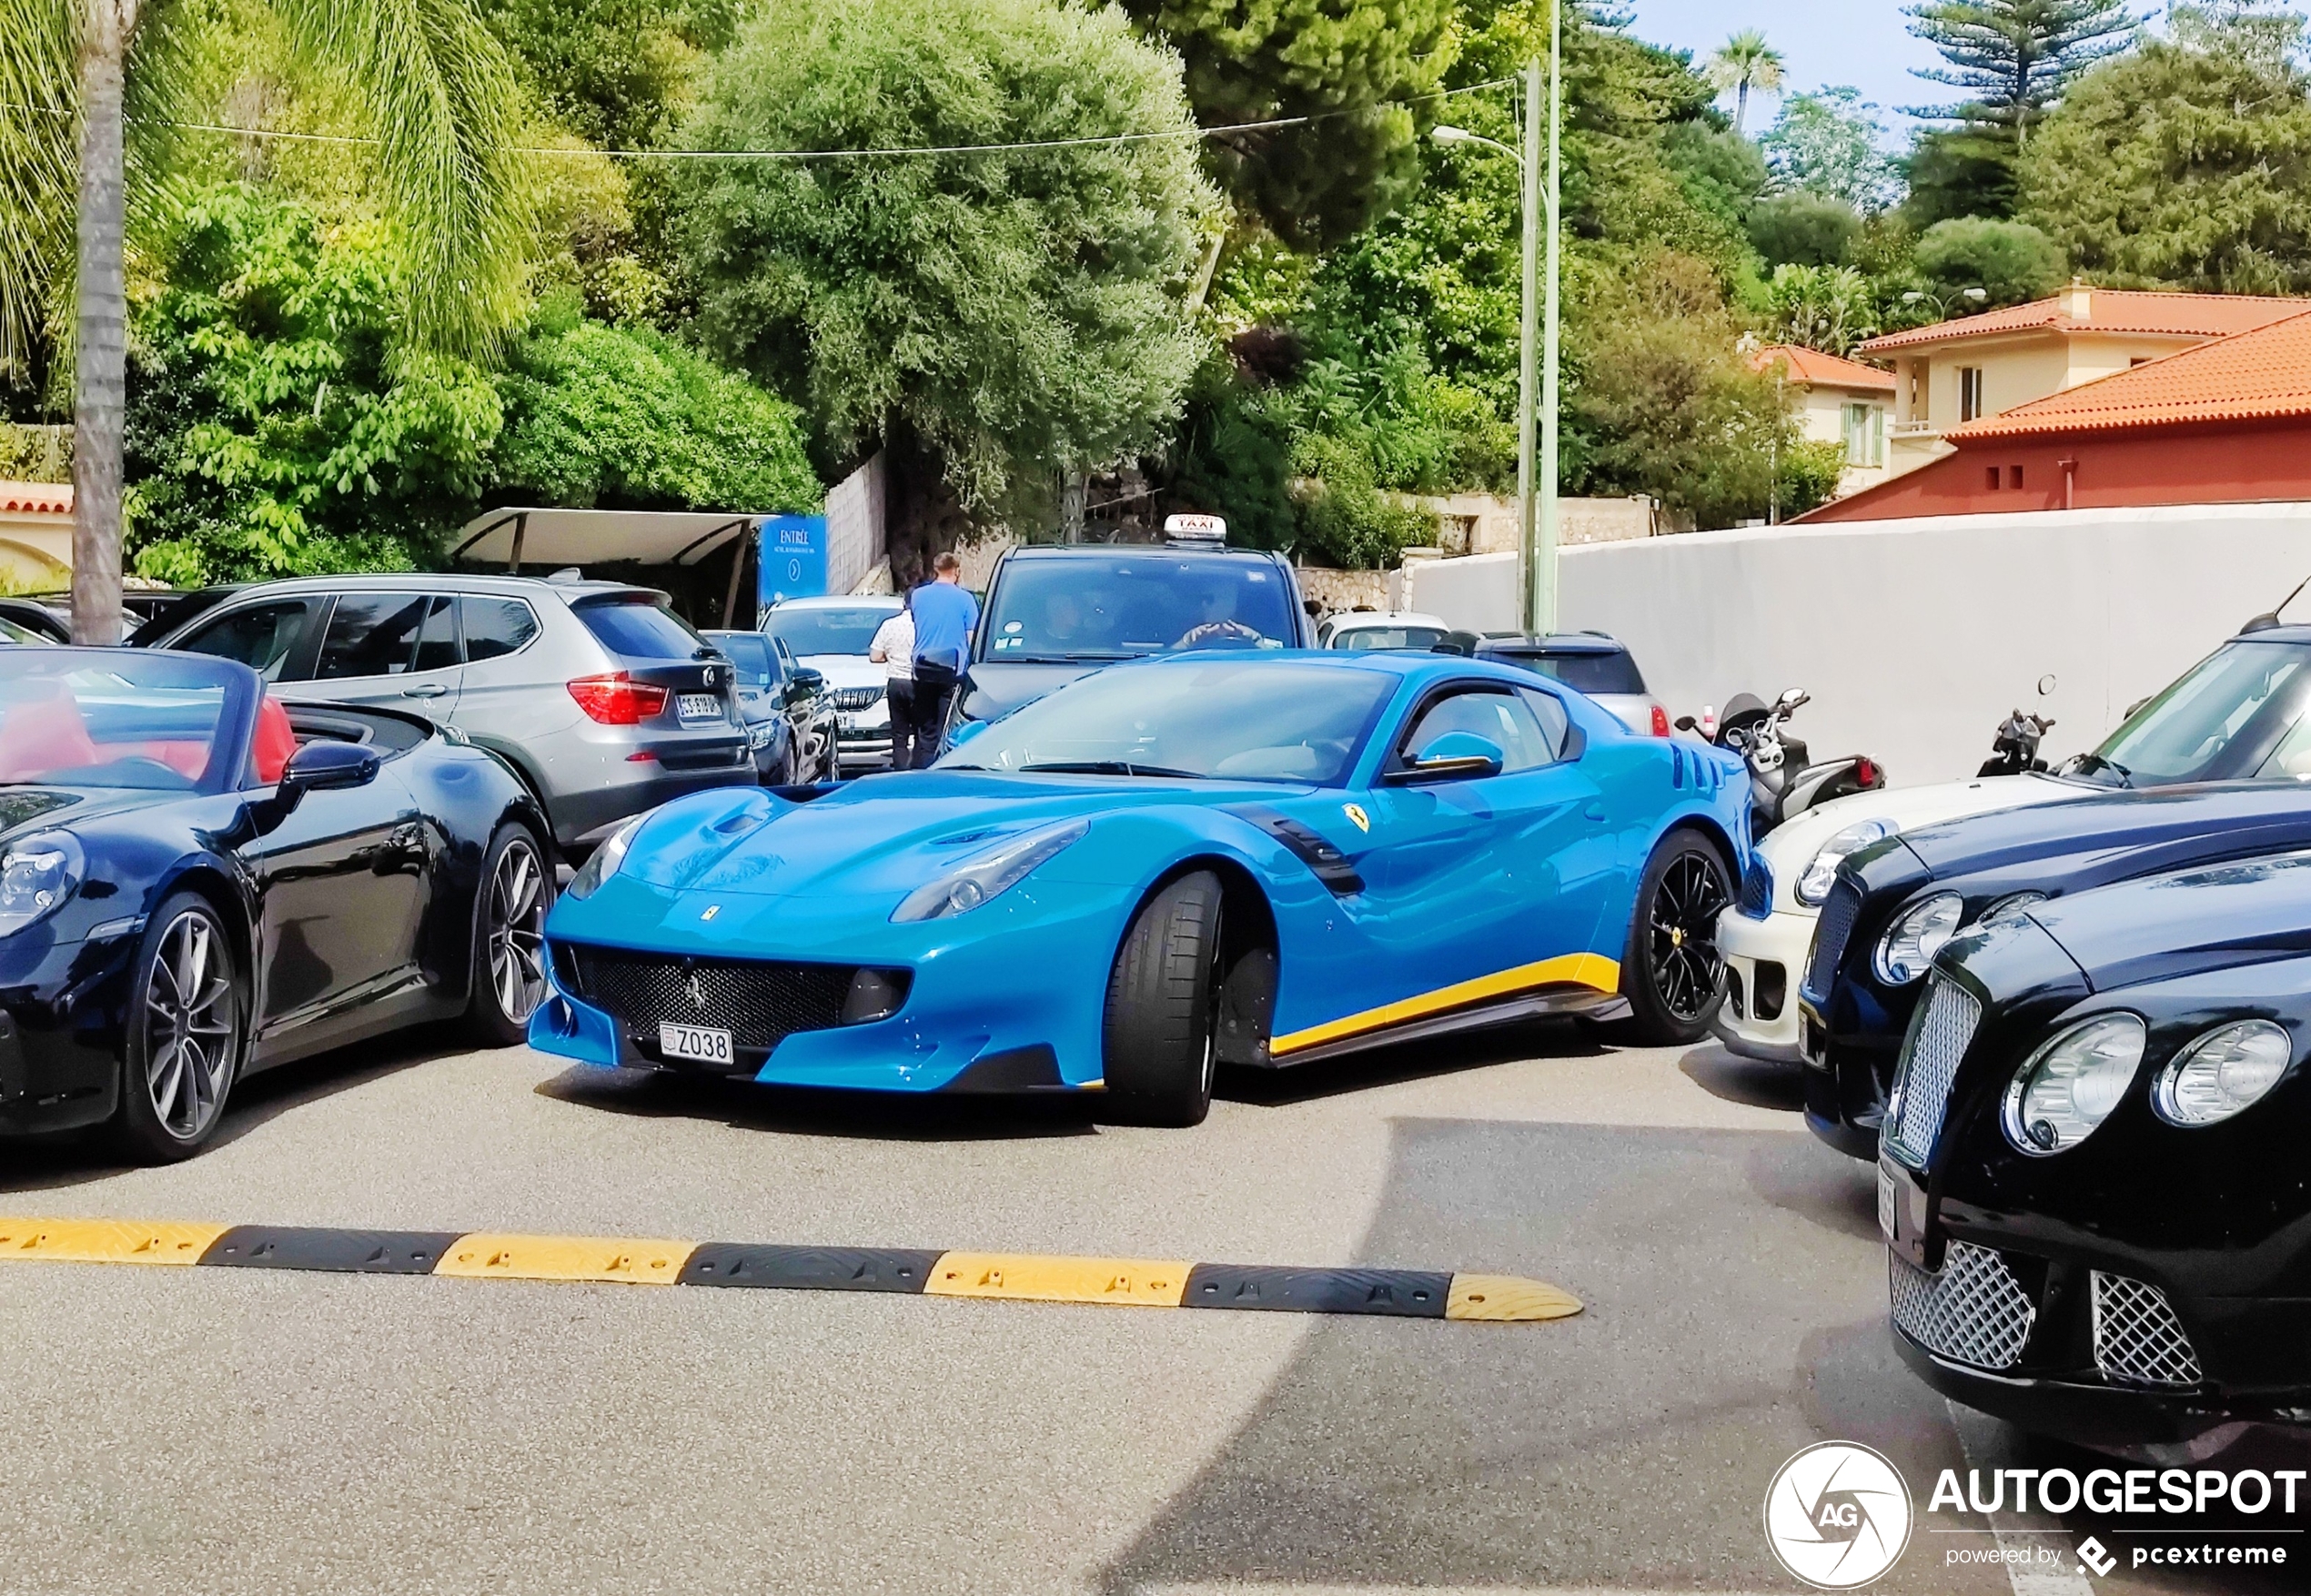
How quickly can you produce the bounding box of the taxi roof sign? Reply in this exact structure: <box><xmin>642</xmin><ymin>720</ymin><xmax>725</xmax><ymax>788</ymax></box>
<box><xmin>1163</xmin><ymin>512</ymin><xmax>1227</xmax><ymax>543</ymax></box>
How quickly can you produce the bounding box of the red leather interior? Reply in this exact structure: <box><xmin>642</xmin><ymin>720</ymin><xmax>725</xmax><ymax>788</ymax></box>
<box><xmin>0</xmin><ymin>690</ymin><xmax>98</xmax><ymax>783</ymax></box>
<box><xmin>253</xmin><ymin>696</ymin><xmax>296</xmax><ymax>784</ymax></box>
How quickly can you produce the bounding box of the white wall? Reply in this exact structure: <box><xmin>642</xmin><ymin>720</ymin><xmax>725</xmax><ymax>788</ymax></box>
<box><xmin>1403</xmin><ymin>503</ymin><xmax>2311</xmax><ymax>785</ymax></box>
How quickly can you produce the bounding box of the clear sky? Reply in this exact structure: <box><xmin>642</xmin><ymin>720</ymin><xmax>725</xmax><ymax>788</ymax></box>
<box><xmin>1623</xmin><ymin>0</ymin><xmax>1954</xmax><ymax>140</ymax></box>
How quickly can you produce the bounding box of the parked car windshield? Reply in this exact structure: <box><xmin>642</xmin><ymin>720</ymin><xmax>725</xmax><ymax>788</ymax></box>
<box><xmin>762</xmin><ymin>605</ymin><xmax>895</xmax><ymax>658</ymax></box>
<box><xmin>980</xmin><ymin>556</ymin><xmax>1295</xmax><ymax>662</ymax></box>
<box><xmin>574</xmin><ymin>597</ymin><xmax>707</xmax><ymax>661</ymax></box>
<box><xmin>2069</xmin><ymin>639</ymin><xmax>2311</xmax><ymax>786</ymax></box>
<box><xmin>939</xmin><ymin>660</ymin><xmax>1392</xmax><ymax>785</ymax></box>
<box><xmin>0</xmin><ymin>652</ymin><xmax>234</xmax><ymax>788</ymax></box>
<box><xmin>1487</xmin><ymin>647</ymin><xmax>1647</xmax><ymax>697</ymax></box>
<box><xmin>704</xmin><ymin>631</ymin><xmax>779</xmax><ymax>690</ymax></box>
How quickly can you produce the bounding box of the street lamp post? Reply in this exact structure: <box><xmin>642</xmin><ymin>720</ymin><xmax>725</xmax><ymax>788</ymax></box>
<box><xmin>1435</xmin><ymin>38</ymin><xmax>1559</xmax><ymax>634</ymax></box>
<box><xmin>1901</xmin><ymin>286</ymin><xmax>1988</xmax><ymax>320</ymax></box>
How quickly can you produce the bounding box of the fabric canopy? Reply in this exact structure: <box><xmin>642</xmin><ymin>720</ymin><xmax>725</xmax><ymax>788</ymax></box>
<box><xmin>449</xmin><ymin>508</ymin><xmax>761</xmax><ymax>570</ymax></box>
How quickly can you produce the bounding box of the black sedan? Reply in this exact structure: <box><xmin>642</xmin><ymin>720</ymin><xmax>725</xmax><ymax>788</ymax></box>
<box><xmin>0</xmin><ymin>649</ymin><xmax>550</xmax><ymax>1160</ymax></box>
<box><xmin>1878</xmin><ymin>853</ymin><xmax>2311</xmax><ymax>1456</ymax></box>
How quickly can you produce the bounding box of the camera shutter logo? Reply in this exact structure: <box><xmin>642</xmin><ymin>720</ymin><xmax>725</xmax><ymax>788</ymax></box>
<box><xmin>1763</xmin><ymin>1440</ymin><xmax>1913</xmax><ymax>1589</ymax></box>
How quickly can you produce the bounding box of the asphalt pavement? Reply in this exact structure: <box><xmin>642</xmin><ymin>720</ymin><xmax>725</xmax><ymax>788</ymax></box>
<box><xmin>0</xmin><ymin>1025</ymin><xmax>2294</xmax><ymax>1594</ymax></box>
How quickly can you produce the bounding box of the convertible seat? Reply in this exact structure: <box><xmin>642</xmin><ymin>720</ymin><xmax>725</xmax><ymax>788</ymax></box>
<box><xmin>0</xmin><ymin>688</ymin><xmax>98</xmax><ymax>782</ymax></box>
<box><xmin>252</xmin><ymin>696</ymin><xmax>296</xmax><ymax>784</ymax></box>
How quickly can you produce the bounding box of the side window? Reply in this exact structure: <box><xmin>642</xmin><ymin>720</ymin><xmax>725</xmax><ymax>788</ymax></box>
<box><xmin>412</xmin><ymin>596</ymin><xmax>459</xmax><ymax>672</ymax></box>
<box><xmin>175</xmin><ymin>601</ymin><xmax>314</xmax><ymax>682</ymax></box>
<box><xmin>316</xmin><ymin>593</ymin><xmax>433</xmax><ymax>679</ymax></box>
<box><xmin>1517</xmin><ymin>687</ymin><xmax>1570</xmax><ymax>763</ymax></box>
<box><xmin>460</xmin><ymin>597</ymin><xmax>540</xmax><ymax>662</ymax></box>
<box><xmin>1402</xmin><ymin>689</ymin><xmax>1557</xmax><ymax>774</ymax></box>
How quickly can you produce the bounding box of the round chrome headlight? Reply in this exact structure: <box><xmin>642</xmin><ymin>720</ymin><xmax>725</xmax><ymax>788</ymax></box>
<box><xmin>2153</xmin><ymin>1020</ymin><xmax>2293</xmax><ymax>1126</ymax></box>
<box><xmin>2003</xmin><ymin>1013</ymin><xmax>2146</xmax><ymax>1155</ymax></box>
<box><xmin>1872</xmin><ymin>892</ymin><xmax>1962</xmax><ymax>985</ymax></box>
<box><xmin>1796</xmin><ymin>819</ymin><xmax>1894</xmax><ymax>905</ymax></box>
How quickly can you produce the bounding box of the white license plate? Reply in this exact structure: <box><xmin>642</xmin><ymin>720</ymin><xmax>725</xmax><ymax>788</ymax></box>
<box><xmin>659</xmin><ymin>1022</ymin><xmax>733</xmax><ymax>1065</ymax></box>
<box><xmin>678</xmin><ymin>692</ymin><xmax>723</xmax><ymax>722</ymax></box>
<box><xmin>1877</xmin><ymin>1165</ymin><xmax>1897</xmax><ymax>1242</ymax></box>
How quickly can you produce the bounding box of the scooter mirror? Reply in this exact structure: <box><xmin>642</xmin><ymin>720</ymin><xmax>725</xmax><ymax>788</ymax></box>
<box><xmin>1778</xmin><ymin>688</ymin><xmax>1808</xmax><ymax>709</ymax></box>
<box><xmin>1673</xmin><ymin>715</ymin><xmax>1697</xmax><ymax>732</ymax></box>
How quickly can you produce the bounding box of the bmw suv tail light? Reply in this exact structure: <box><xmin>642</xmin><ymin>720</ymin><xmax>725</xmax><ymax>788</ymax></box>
<box><xmin>567</xmin><ymin>672</ymin><xmax>671</xmax><ymax>725</ymax></box>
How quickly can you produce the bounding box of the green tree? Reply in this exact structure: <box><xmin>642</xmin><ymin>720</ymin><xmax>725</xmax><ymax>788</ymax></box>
<box><xmin>1760</xmin><ymin>263</ymin><xmax>1882</xmax><ymax>354</ymax></box>
<box><xmin>1905</xmin><ymin>0</ymin><xmax>2137</xmax><ymax>146</ymax></box>
<box><xmin>2021</xmin><ymin>30</ymin><xmax>2311</xmax><ymax>292</ymax></box>
<box><xmin>479</xmin><ymin>0</ymin><xmax>739</xmax><ymax>153</ymax></box>
<box><xmin>1121</xmin><ymin>0</ymin><xmax>1457</xmax><ymax>250</ymax></box>
<box><xmin>1900</xmin><ymin>126</ymin><xmax>2021</xmax><ymax>222</ymax></box>
<box><xmin>1761</xmin><ymin>86</ymin><xmax>1903</xmax><ymax>210</ymax></box>
<box><xmin>1705</xmin><ymin>28</ymin><xmax>1784</xmax><ymax>134</ymax></box>
<box><xmin>0</xmin><ymin>0</ymin><xmax>527</xmax><ymax>640</ymax></box>
<box><xmin>1747</xmin><ymin>190</ymin><xmax>1862</xmax><ymax>266</ymax></box>
<box><xmin>671</xmin><ymin>0</ymin><xmax>1219</xmax><ymax>562</ymax></box>
<box><xmin>124</xmin><ymin>186</ymin><xmax>504</xmax><ymax>586</ymax></box>
<box><xmin>1912</xmin><ymin>215</ymin><xmax>2064</xmax><ymax>302</ymax></box>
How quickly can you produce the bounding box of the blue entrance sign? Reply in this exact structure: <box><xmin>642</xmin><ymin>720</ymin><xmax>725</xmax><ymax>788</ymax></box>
<box><xmin>758</xmin><ymin>514</ymin><xmax>828</xmax><ymax>607</ymax></box>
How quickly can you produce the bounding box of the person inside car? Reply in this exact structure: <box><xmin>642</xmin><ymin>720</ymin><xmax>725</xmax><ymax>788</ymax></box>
<box><xmin>1175</xmin><ymin>587</ymin><xmax>1265</xmax><ymax>650</ymax></box>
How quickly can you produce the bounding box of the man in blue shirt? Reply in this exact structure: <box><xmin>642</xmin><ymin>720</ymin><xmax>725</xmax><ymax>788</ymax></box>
<box><xmin>905</xmin><ymin>552</ymin><xmax>979</xmax><ymax>767</ymax></box>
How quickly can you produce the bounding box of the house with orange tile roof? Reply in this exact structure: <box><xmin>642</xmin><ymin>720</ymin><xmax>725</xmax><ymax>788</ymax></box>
<box><xmin>1854</xmin><ymin>284</ymin><xmax>2310</xmax><ymax>480</ymax></box>
<box><xmin>1795</xmin><ymin>308</ymin><xmax>2311</xmax><ymax>521</ymax></box>
<box><xmin>0</xmin><ymin>480</ymin><xmax>73</xmax><ymax>589</ymax></box>
<box><xmin>1750</xmin><ymin>344</ymin><xmax>1899</xmax><ymax>496</ymax></box>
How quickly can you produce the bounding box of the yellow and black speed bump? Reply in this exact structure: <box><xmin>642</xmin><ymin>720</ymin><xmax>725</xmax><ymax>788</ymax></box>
<box><xmin>0</xmin><ymin>1217</ymin><xmax>1582</xmax><ymax>1324</ymax></box>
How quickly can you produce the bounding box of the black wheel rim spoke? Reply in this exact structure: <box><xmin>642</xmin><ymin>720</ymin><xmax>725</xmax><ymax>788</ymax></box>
<box><xmin>1650</xmin><ymin>853</ymin><xmax>1729</xmax><ymax>1023</ymax></box>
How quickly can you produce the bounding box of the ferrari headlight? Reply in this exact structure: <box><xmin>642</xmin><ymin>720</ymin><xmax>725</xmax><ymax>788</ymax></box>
<box><xmin>1797</xmin><ymin>819</ymin><xmax>1893</xmax><ymax>905</ymax></box>
<box><xmin>2003</xmin><ymin>1013</ymin><xmax>2145</xmax><ymax>1155</ymax></box>
<box><xmin>1872</xmin><ymin>893</ymin><xmax>1963</xmax><ymax>985</ymax></box>
<box><xmin>891</xmin><ymin>819</ymin><xmax>1088</xmax><ymax>923</ymax></box>
<box><xmin>567</xmin><ymin>816</ymin><xmax>644</xmax><ymax>901</ymax></box>
<box><xmin>0</xmin><ymin>831</ymin><xmax>80</xmax><ymax>935</ymax></box>
<box><xmin>2153</xmin><ymin>1020</ymin><xmax>2293</xmax><ymax>1126</ymax></box>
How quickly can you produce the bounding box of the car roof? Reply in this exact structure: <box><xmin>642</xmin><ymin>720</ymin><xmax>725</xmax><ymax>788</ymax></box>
<box><xmin>1000</xmin><ymin>544</ymin><xmax>1285</xmax><ymax>564</ymax></box>
<box><xmin>2235</xmin><ymin>623</ymin><xmax>2311</xmax><ymax>644</ymax></box>
<box><xmin>212</xmin><ymin>572</ymin><xmax>657</xmax><ymax>601</ymax></box>
<box><xmin>1478</xmin><ymin>631</ymin><xmax>1631</xmax><ymax>655</ymax></box>
<box><xmin>766</xmin><ymin>594</ymin><xmax>903</xmax><ymax>611</ymax></box>
<box><xmin>1126</xmin><ymin>650</ymin><xmax>1553</xmax><ymax>690</ymax></box>
<box><xmin>1328</xmin><ymin>611</ymin><xmax>1448</xmax><ymax>626</ymax></box>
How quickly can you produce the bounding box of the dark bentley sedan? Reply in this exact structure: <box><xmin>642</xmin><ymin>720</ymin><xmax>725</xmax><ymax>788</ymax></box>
<box><xmin>1879</xmin><ymin>853</ymin><xmax>2311</xmax><ymax>1455</ymax></box>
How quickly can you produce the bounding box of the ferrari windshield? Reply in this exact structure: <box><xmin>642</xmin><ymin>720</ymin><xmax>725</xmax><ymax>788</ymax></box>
<box><xmin>940</xmin><ymin>661</ymin><xmax>1393</xmax><ymax>785</ymax></box>
<box><xmin>980</xmin><ymin>555</ymin><xmax>1295</xmax><ymax>662</ymax></box>
<box><xmin>0</xmin><ymin>652</ymin><xmax>233</xmax><ymax>789</ymax></box>
<box><xmin>2069</xmin><ymin>640</ymin><xmax>2311</xmax><ymax>787</ymax></box>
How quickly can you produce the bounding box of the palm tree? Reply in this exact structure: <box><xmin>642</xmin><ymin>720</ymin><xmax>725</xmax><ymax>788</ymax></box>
<box><xmin>0</xmin><ymin>0</ymin><xmax>528</xmax><ymax>641</ymax></box>
<box><xmin>1706</xmin><ymin>29</ymin><xmax>1786</xmax><ymax>136</ymax></box>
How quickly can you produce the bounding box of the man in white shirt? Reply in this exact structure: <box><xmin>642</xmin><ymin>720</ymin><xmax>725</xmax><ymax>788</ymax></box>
<box><xmin>867</xmin><ymin>599</ymin><xmax>916</xmax><ymax>773</ymax></box>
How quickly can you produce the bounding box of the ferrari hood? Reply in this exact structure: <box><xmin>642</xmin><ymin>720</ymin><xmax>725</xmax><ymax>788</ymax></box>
<box><xmin>617</xmin><ymin>771</ymin><xmax>1305</xmax><ymax>900</ymax></box>
<box><xmin>2027</xmin><ymin>847</ymin><xmax>2311</xmax><ymax>993</ymax></box>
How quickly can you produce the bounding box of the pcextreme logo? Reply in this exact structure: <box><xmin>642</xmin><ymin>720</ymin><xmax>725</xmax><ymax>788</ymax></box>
<box><xmin>1763</xmin><ymin>1441</ymin><xmax>1915</xmax><ymax>1590</ymax></box>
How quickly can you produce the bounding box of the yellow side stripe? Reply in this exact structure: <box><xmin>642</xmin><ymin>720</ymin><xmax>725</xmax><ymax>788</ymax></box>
<box><xmin>0</xmin><ymin>1217</ymin><xmax>230</xmax><ymax>1266</ymax></box>
<box><xmin>1270</xmin><ymin>952</ymin><xmax>1620</xmax><ymax>1056</ymax></box>
<box><xmin>923</xmin><ymin>1251</ymin><xmax>1193</xmax><ymax>1308</ymax></box>
<box><xmin>432</xmin><ymin>1233</ymin><xmax>695</xmax><ymax>1286</ymax></box>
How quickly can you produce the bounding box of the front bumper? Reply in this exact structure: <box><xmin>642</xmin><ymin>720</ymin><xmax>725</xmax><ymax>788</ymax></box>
<box><xmin>1880</xmin><ymin>1156</ymin><xmax>2311</xmax><ymax>1458</ymax></box>
<box><xmin>529</xmin><ymin>872</ymin><xmax>1125</xmax><ymax>1093</ymax></box>
<box><xmin>0</xmin><ymin>926</ymin><xmax>141</xmax><ymax>1137</ymax></box>
<box><xmin>1712</xmin><ymin>906</ymin><xmax>1811</xmax><ymax>1062</ymax></box>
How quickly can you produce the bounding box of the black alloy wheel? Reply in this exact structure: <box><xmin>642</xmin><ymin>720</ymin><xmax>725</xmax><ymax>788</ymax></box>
<box><xmin>1610</xmin><ymin>832</ymin><xmax>1732</xmax><ymax>1046</ymax></box>
<box><xmin>116</xmin><ymin>894</ymin><xmax>244</xmax><ymax>1162</ymax></box>
<box><xmin>469</xmin><ymin>826</ymin><xmax>553</xmax><ymax>1045</ymax></box>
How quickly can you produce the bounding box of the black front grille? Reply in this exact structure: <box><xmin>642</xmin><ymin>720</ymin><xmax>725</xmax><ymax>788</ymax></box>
<box><xmin>1737</xmin><ymin>857</ymin><xmax>1773</xmax><ymax>917</ymax></box>
<box><xmin>1804</xmin><ymin>877</ymin><xmax>1863</xmax><ymax>1001</ymax></box>
<box><xmin>557</xmin><ymin>944</ymin><xmax>857</xmax><ymax>1054</ymax></box>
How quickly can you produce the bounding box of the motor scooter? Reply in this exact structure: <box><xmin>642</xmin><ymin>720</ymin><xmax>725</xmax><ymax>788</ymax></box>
<box><xmin>1978</xmin><ymin>710</ymin><xmax>2055</xmax><ymax>777</ymax></box>
<box><xmin>1675</xmin><ymin>688</ymin><xmax>1885</xmax><ymax>837</ymax></box>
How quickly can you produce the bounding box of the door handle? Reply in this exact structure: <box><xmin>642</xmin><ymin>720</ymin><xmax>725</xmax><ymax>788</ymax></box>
<box><xmin>401</xmin><ymin>683</ymin><xmax>449</xmax><ymax>699</ymax></box>
<box><xmin>1583</xmin><ymin>803</ymin><xmax>1608</xmax><ymax>822</ymax></box>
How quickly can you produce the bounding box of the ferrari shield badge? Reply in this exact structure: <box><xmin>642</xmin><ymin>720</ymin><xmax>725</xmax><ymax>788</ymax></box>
<box><xmin>1342</xmin><ymin>803</ymin><xmax>1370</xmax><ymax>833</ymax></box>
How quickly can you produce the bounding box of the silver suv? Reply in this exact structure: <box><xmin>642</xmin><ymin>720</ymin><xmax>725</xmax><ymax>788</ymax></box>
<box><xmin>146</xmin><ymin>573</ymin><xmax>754</xmax><ymax>854</ymax></box>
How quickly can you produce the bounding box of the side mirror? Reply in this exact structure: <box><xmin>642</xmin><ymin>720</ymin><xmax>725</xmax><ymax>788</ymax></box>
<box><xmin>1385</xmin><ymin>731</ymin><xmax>1504</xmax><ymax>784</ymax></box>
<box><xmin>1778</xmin><ymin>687</ymin><xmax>1810</xmax><ymax>710</ymax></box>
<box><xmin>1673</xmin><ymin>714</ymin><xmax>1697</xmax><ymax>732</ymax></box>
<box><xmin>948</xmin><ymin>717</ymin><xmax>990</xmax><ymax>748</ymax></box>
<box><xmin>282</xmin><ymin>739</ymin><xmax>380</xmax><ymax>797</ymax></box>
<box><xmin>785</xmin><ymin>667</ymin><xmax>825</xmax><ymax>702</ymax></box>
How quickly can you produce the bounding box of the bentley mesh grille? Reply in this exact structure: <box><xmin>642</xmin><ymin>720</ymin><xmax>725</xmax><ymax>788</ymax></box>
<box><xmin>1803</xmin><ymin>877</ymin><xmax>1863</xmax><ymax>1000</ymax></box>
<box><xmin>1883</xmin><ymin>976</ymin><xmax>1979</xmax><ymax>1167</ymax></box>
<box><xmin>832</xmin><ymin>685</ymin><xmax>885</xmax><ymax>712</ymax></box>
<box><xmin>1889</xmin><ymin>1241</ymin><xmax>2036</xmax><ymax>1370</ymax></box>
<box><xmin>1738</xmin><ymin>857</ymin><xmax>1773</xmax><ymax>918</ymax></box>
<box><xmin>2092</xmin><ymin>1272</ymin><xmax>2205</xmax><ymax>1388</ymax></box>
<box><xmin>559</xmin><ymin>945</ymin><xmax>855</xmax><ymax>1051</ymax></box>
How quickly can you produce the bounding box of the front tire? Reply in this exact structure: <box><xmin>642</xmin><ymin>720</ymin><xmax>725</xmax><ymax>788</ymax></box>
<box><xmin>1610</xmin><ymin>830</ymin><xmax>1733</xmax><ymax>1046</ymax></box>
<box><xmin>468</xmin><ymin>824</ymin><xmax>553</xmax><ymax>1045</ymax></box>
<box><xmin>1102</xmin><ymin>871</ymin><xmax>1224</xmax><ymax>1126</ymax></box>
<box><xmin>116</xmin><ymin>894</ymin><xmax>245</xmax><ymax>1163</ymax></box>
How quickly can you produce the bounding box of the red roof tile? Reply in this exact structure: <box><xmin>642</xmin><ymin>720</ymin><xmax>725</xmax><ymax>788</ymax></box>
<box><xmin>1857</xmin><ymin>289</ymin><xmax>2307</xmax><ymax>354</ymax></box>
<box><xmin>1952</xmin><ymin>309</ymin><xmax>2311</xmax><ymax>441</ymax></box>
<box><xmin>1750</xmin><ymin>344</ymin><xmax>1895</xmax><ymax>391</ymax></box>
<box><xmin>0</xmin><ymin>481</ymin><xmax>71</xmax><ymax>516</ymax></box>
